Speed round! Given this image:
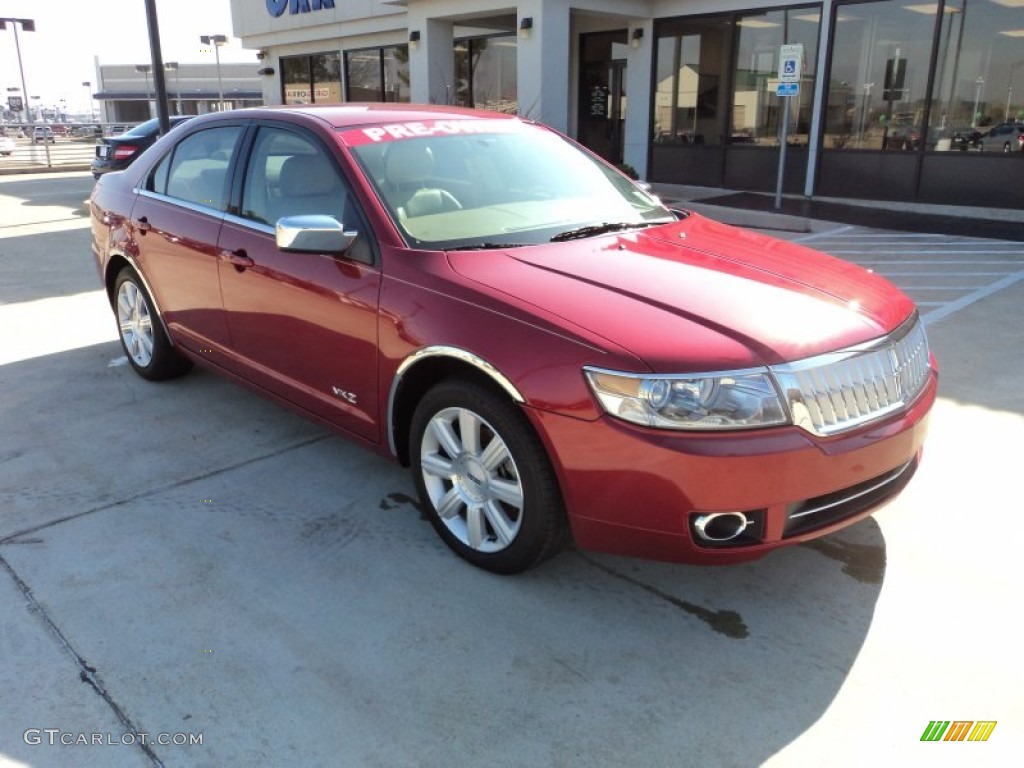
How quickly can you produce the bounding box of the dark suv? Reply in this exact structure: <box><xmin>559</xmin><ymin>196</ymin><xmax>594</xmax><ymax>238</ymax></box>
<box><xmin>91</xmin><ymin>115</ymin><xmax>194</xmax><ymax>178</ymax></box>
<box><xmin>979</xmin><ymin>122</ymin><xmax>1024</xmax><ymax>153</ymax></box>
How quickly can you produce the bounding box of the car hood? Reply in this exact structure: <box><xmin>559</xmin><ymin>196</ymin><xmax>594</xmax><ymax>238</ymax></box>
<box><xmin>446</xmin><ymin>213</ymin><xmax>916</xmax><ymax>371</ymax></box>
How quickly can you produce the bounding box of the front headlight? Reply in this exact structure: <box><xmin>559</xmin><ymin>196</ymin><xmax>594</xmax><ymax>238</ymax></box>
<box><xmin>584</xmin><ymin>367</ymin><xmax>789</xmax><ymax>430</ymax></box>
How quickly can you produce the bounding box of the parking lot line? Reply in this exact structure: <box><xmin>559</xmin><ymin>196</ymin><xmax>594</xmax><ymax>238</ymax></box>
<box><xmin>791</xmin><ymin>224</ymin><xmax>1024</xmax><ymax>328</ymax></box>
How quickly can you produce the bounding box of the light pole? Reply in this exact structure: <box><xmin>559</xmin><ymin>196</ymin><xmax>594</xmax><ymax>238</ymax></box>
<box><xmin>135</xmin><ymin>64</ymin><xmax>153</xmax><ymax>118</ymax></box>
<box><xmin>164</xmin><ymin>62</ymin><xmax>183</xmax><ymax>114</ymax></box>
<box><xmin>200</xmin><ymin>35</ymin><xmax>228</xmax><ymax>112</ymax></box>
<box><xmin>0</xmin><ymin>17</ymin><xmax>36</xmax><ymax>126</ymax></box>
<box><xmin>972</xmin><ymin>76</ymin><xmax>985</xmax><ymax>127</ymax></box>
<box><xmin>1007</xmin><ymin>61</ymin><xmax>1024</xmax><ymax>122</ymax></box>
<box><xmin>82</xmin><ymin>81</ymin><xmax>95</xmax><ymax>121</ymax></box>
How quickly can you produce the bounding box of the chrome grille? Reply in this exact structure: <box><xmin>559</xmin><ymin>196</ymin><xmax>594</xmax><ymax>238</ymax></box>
<box><xmin>771</xmin><ymin>315</ymin><xmax>931</xmax><ymax>436</ymax></box>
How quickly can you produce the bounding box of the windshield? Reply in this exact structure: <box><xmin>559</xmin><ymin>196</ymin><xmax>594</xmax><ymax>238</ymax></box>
<box><xmin>345</xmin><ymin>121</ymin><xmax>672</xmax><ymax>249</ymax></box>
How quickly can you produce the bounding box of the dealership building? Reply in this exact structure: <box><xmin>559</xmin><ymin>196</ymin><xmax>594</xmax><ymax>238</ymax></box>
<box><xmin>229</xmin><ymin>0</ymin><xmax>1024</xmax><ymax>209</ymax></box>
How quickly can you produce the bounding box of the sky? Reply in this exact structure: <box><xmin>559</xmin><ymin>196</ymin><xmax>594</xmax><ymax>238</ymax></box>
<box><xmin>0</xmin><ymin>0</ymin><xmax>257</xmax><ymax>116</ymax></box>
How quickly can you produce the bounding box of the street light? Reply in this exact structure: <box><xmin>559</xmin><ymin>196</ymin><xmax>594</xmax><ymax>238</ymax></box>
<box><xmin>200</xmin><ymin>34</ymin><xmax>228</xmax><ymax>112</ymax></box>
<box><xmin>135</xmin><ymin>64</ymin><xmax>153</xmax><ymax>118</ymax></box>
<box><xmin>0</xmin><ymin>17</ymin><xmax>36</xmax><ymax>126</ymax></box>
<box><xmin>164</xmin><ymin>62</ymin><xmax>183</xmax><ymax>115</ymax></box>
<box><xmin>82</xmin><ymin>81</ymin><xmax>96</xmax><ymax>121</ymax></box>
<box><xmin>972</xmin><ymin>76</ymin><xmax>985</xmax><ymax>127</ymax></box>
<box><xmin>1007</xmin><ymin>61</ymin><xmax>1024</xmax><ymax>122</ymax></box>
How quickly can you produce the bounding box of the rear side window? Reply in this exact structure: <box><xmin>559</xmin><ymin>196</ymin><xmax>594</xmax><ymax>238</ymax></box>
<box><xmin>150</xmin><ymin>126</ymin><xmax>243</xmax><ymax>211</ymax></box>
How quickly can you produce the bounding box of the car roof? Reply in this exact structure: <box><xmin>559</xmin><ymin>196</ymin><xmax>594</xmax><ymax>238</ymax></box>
<box><xmin>193</xmin><ymin>103</ymin><xmax>521</xmax><ymax>131</ymax></box>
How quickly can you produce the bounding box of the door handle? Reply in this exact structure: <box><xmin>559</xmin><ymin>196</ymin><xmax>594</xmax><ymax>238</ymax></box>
<box><xmin>223</xmin><ymin>249</ymin><xmax>254</xmax><ymax>270</ymax></box>
<box><xmin>135</xmin><ymin>215</ymin><xmax>151</xmax><ymax>234</ymax></box>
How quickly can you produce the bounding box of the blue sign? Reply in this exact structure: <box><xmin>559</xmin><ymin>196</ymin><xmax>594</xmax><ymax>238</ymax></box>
<box><xmin>267</xmin><ymin>0</ymin><xmax>335</xmax><ymax>17</ymax></box>
<box><xmin>776</xmin><ymin>82</ymin><xmax>800</xmax><ymax>97</ymax></box>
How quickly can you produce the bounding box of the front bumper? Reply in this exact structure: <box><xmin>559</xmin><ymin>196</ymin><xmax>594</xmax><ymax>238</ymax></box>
<box><xmin>528</xmin><ymin>371</ymin><xmax>936</xmax><ymax>565</ymax></box>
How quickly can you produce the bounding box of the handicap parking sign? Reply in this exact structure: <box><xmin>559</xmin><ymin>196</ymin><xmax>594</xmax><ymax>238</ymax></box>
<box><xmin>779</xmin><ymin>44</ymin><xmax>804</xmax><ymax>83</ymax></box>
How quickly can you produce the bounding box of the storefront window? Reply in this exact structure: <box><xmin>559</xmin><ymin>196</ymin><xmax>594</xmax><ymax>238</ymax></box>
<box><xmin>824</xmin><ymin>2</ymin><xmax>938</xmax><ymax>150</ymax></box>
<box><xmin>930</xmin><ymin>0</ymin><xmax>1024</xmax><ymax>150</ymax></box>
<box><xmin>454</xmin><ymin>35</ymin><xmax>518</xmax><ymax>113</ymax></box>
<box><xmin>282</xmin><ymin>53</ymin><xmax>341</xmax><ymax>104</ymax></box>
<box><xmin>345</xmin><ymin>46</ymin><xmax>410</xmax><ymax>102</ymax></box>
<box><xmin>732</xmin><ymin>9</ymin><xmax>819</xmax><ymax>146</ymax></box>
<box><xmin>654</xmin><ymin>18</ymin><xmax>731</xmax><ymax>146</ymax></box>
<box><xmin>382</xmin><ymin>46</ymin><xmax>411</xmax><ymax>102</ymax></box>
<box><xmin>282</xmin><ymin>56</ymin><xmax>312</xmax><ymax>105</ymax></box>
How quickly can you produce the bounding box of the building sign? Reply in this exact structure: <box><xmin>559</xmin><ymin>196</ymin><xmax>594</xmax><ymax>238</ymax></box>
<box><xmin>266</xmin><ymin>0</ymin><xmax>335</xmax><ymax>17</ymax></box>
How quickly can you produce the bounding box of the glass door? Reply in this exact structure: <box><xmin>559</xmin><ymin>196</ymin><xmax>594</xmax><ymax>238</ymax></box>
<box><xmin>578</xmin><ymin>31</ymin><xmax>629</xmax><ymax>165</ymax></box>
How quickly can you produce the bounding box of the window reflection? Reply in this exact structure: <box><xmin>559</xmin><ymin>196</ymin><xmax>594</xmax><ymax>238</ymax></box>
<box><xmin>454</xmin><ymin>35</ymin><xmax>518</xmax><ymax>113</ymax></box>
<box><xmin>345</xmin><ymin>46</ymin><xmax>410</xmax><ymax>103</ymax></box>
<box><xmin>825</xmin><ymin>3</ymin><xmax>937</xmax><ymax>151</ymax></box>
<box><xmin>931</xmin><ymin>0</ymin><xmax>1024</xmax><ymax>151</ymax></box>
<box><xmin>825</xmin><ymin>0</ymin><xmax>1024</xmax><ymax>153</ymax></box>
<box><xmin>654</xmin><ymin>18</ymin><xmax>730</xmax><ymax>146</ymax></box>
<box><xmin>653</xmin><ymin>10</ymin><xmax>820</xmax><ymax>148</ymax></box>
<box><xmin>281</xmin><ymin>53</ymin><xmax>341</xmax><ymax>105</ymax></box>
<box><xmin>732</xmin><ymin>9</ymin><xmax>819</xmax><ymax>146</ymax></box>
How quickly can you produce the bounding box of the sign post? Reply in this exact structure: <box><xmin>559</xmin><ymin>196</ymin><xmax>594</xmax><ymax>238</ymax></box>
<box><xmin>775</xmin><ymin>44</ymin><xmax>803</xmax><ymax>210</ymax></box>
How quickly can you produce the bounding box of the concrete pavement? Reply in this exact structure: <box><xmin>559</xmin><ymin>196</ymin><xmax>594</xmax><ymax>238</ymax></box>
<box><xmin>0</xmin><ymin>172</ymin><xmax>1021</xmax><ymax>767</ymax></box>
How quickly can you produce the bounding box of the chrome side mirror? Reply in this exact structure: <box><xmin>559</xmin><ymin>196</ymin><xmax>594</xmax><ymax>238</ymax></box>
<box><xmin>276</xmin><ymin>215</ymin><xmax>357</xmax><ymax>254</ymax></box>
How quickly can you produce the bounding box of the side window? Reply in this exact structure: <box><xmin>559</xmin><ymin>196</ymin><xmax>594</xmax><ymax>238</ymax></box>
<box><xmin>148</xmin><ymin>152</ymin><xmax>171</xmax><ymax>195</ymax></box>
<box><xmin>240</xmin><ymin>126</ymin><xmax>373</xmax><ymax>263</ymax></box>
<box><xmin>162</xmin><ymin>126</ymin><xmax>243</xmax><ymax>211</ymax></box>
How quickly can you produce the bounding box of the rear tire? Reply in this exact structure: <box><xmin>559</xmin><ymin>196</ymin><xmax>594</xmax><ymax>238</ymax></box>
<box><xmin>114</xmin><ymin>267</ymin><xmax>192</xmax><ymax>381</ymax></box>
<box><xmin>410</xmin><ymin>379</ymin><xmax>567</xmax><ymax>573</ymax></box>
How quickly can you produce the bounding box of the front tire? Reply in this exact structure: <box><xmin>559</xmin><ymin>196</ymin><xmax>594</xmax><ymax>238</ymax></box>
<box><xmin>410</xmin><ymin>379</ymin><xmax>567</xmax><ymax>573</ymax></box>
<box><xmin>114</xmin><ymin>267</ymin><xmax>191</xmax><ymax>381</ymax></box>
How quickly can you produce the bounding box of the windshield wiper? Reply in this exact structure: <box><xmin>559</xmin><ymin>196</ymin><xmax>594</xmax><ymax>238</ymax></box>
<box><xmin>549</xmin><ymin>221</ymin><xmax>656</xmax><ymax>242</ymax></box>
<box><xmin>445</xmin><ymin>242</ymin><xmax>530</xmax><ymax>251</ymax></box>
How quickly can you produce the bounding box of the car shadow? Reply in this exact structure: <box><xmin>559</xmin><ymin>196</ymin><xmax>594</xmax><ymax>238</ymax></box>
<box><xmin>2</xmin><ymin>175</ymin><xmax>94</xmax><ymax>218</ymax></box>
<box><xmin>0</xmin><ymin>228</ymin><xmax>103</xmax><ymax>305</ymax></box>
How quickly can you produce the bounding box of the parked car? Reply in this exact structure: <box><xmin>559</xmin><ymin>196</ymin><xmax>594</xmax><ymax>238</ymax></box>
<box><xmin>90</xmin><ymin>105</ymin><xmax>936</xmax><ymax>573</ymax></box>
<box><xmin>979</xmin><ymin>122</ymin><xmax>1024</xmax><ymax>153</ymax></box>
<box><xmin>91</xmin><ymin>115</ymin><xmax>194</xmax><ymax>178</ymax></box>
<box><xmin>73</xmin><ymin>124</ymin><xmax>104</xmax><ymax>138</ymax></box>
<box><xmin>31</xmin><ymin>126</ymin><xmax>55</xmax><ymax>143</ymax></box>
<box><xmin>0</xmin><ymin>135</ymin><xmax>15</xmax><ymax>156</ymax></box>
<box><xmin>937</xmin><ymin>126</ymin><xmax>983</xmax><ymax>152</ymax></box>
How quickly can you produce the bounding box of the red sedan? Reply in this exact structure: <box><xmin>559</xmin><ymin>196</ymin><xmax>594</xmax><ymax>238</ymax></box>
<box><xmin>90</xmin><ymin>105</ymin><xmax>936</xmax><ymax>573</ymax></box>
